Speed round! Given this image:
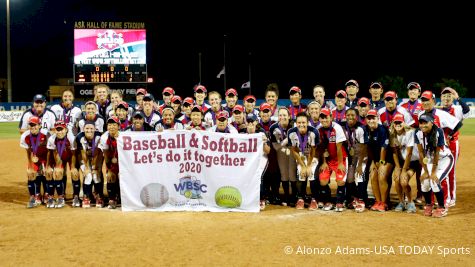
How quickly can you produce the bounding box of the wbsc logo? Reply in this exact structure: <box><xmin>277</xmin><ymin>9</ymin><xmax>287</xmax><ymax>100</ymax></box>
<box><xmin>173</xmin><ymin>176</ymin><xmax>207</xmax><ymax>199</ymax></box>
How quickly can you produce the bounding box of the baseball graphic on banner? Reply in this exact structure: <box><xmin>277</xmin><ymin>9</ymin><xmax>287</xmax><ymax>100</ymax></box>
<box><xmin>140</xmin><ymin>183</ymin><xmax>169</xmax><ymax>208</ymax></box>
<box><xmin>215</xmin><ymin>186</ymin><xmax>242</xmax><ymax>208</ymax></box>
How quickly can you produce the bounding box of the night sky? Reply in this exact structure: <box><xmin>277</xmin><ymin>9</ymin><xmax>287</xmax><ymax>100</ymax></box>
<box><xmin>0</xmin><ymin>1</ymin><xmax>473</xmax><ymax>101</ymax></box>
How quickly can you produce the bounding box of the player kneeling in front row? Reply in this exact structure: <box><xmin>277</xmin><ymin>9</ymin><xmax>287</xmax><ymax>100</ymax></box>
<box><xmin>415</xmin><ymin>114</ymin><xmax>454</xmax><ymax>218</ymax></box>
<box><xmin>288</xmin><ymin>112</ymin><xmax>320</xmax><ymax>210</ymax></box>
<box><xmin>317</xmin><ymin>108</ymin><xmax>348</xmax><ymax>212</ymax></box>
<box><xmin>20</xmin><ymin>116</ymin><xmax>49</xmax><ymax>208</ymax></box>
<box><xmin>46</xmin><ymin>121</ymin><xmax>78</xmax><ymax>208</ymax></box>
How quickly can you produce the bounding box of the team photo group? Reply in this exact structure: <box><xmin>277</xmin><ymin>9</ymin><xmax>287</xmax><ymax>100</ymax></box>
<box><xmin>18</xmin><ymin>79</ymin><xmax>468</xmax><ymax>217</ymax></box>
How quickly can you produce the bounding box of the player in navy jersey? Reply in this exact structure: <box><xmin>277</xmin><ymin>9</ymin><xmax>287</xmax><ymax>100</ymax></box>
<box><xmin>345</xmin><ymin>79</ymin><xmax>360</xmax><ymax>108</ymax></box>
<box><xmin>368</xmin><ymin>82</ymin><xmax>385</xmax><ymax>110</ymax></box>
<box><xmin>365</xmin><ymin>110</ymin><xmax>394</xmax><ymax>212</ymax></box>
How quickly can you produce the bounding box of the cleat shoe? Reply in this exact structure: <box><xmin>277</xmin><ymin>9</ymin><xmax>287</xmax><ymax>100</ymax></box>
<box><xmin>96</xmin><ymin>198</ymin><xmax>103</xmax><ymax>208</ymax></box>
<box><xmin>424</xmin><ymin>204</ymin><xmax>434</xmax><ymax>216</ymax></box>
<box><xmin>317</xmin><ymin>202</ymin><xmax>324</xmax><ymax>209</ymax></box>
<box><xmin>107</xmin><ymin>200</ymin><xmax>117</xmax><ymax>209</ymax></box>
<box><xmin>448</xmin><ymin>200</ymin><xmax>456</xmax><ymax>207</ymax></box>
<box><xmin>34</xmin><ymin>194</ymin><xmax>42</xmax><ymax>206</ymax></box>
<box><xmin>394</xmin><ymin>202</ymin><xmax>405</xmax><ymax>212</ymax></box>
<box><xmin>281</xmin><ymin>202</ymin><xmax>288</xmax><ymax>207</ymax></box>
<box><xmin>46</xmin><ymin>197</ymin><xmax>55</xmax><ymax>208</ymax></box>
<box><xmin>406</xmin><ymin>202</ymin><xmax>417</xmax><ymax>213</ymax></box>
<box><xmin>43</xmin><ymin>193</ymin><xmax>49</xmax><ymax>205</ymax></box>
<box><xmin>296</xmin><ymin>199</ymin><xmax>305</xmax><ymax>210</ymax></box>
<box><xmin>376</xmin><ymin>203</ymin><xmax>387</xmax><ymax>212</ymax></box>
<box><xmin>82</xmin><ymin>197</ymin><xmax>91</xmax><ymax>208</ymax></box>
<box><xmin>432</xmin><ymin>207</ymin><xmax>448</xmax><ymax>218</ymax></box>
<box><xmin>72</xmin><ymin>195</ymin><xmax>81</xmax><ymax>207</ymax></box>
<box><xmin>55</xmin><ymin>196</ymin><xmax>65</xmax><ymax>208</ymax></box>
<box><xmin>27</xmin><ymin>196</ymin><xmax>36</xmax><ymax>208</ymax></box>
<box><xmin>355</xmin><ymin>200</ymin><xmax>366</xmax><ymax>213</ymax></box>
<box><xmin>308</xmin><ymin>199</ymin><xmax>317</xmax><ymax>211</ymax></box>
<box><xmin>260</xmin><ymin>200</ymin><xmax>266</xmax><ymax>211</ymax></box>
<box><xmin>335</xmin><ymin>203</ymin><xmax>344</xmax><ymax>212</ymax></box>
<box><xmin>323</xmin><ymin>202</ymin><xmax>333</xmax><ymax>211</ymax></box>
<box><xmin>371</xmin><ymin>201</ymin><xmax>381</xmax><ymax>211</ymax></box>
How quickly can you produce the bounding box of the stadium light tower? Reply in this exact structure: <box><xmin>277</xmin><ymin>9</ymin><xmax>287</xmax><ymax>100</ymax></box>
<box><xmin>6</xmin><ymin>0</ymin><xmax>12</xmax><ymax>102</ymax></box>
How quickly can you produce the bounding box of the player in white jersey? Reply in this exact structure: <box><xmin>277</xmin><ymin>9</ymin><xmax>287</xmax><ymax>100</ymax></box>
<box><xmin>50</xmin><ymin>89</ymin><xmax>82</xmax><ymax>135</ymax></box>
<box><xmin>19</xmin><ymin>94</ymin><xmax>57</xmax><ymax>135</ymax></box>
<box><xmin>415</xmin><ymin>113</ymin><xmax>454</xmax><ymax>218</ymax></box>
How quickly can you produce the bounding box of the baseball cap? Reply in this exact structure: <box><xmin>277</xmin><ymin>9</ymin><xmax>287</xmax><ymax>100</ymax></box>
<box><xmin>232</xmin><ymin>105</ymin><xmax>244</xmax><ymax>113</ymax></box>
<box><xmin>136</xmin><ymin>88</ymin><xmax>147</xmax><ymax>95</ymax></box>
<box><xmin>216</xmin><ymin>111</ymin><xmax>229</xmax><ymax>120</ymax></box>
<box><xmin>407</xmin><ymin>82</ymin><xmax>421</xmax><ymax>91</ymax></box>
<box><xmin>289</xmin><ymin>86</ymin><xmax>301</xmax><ymax>94</ymax></box>
<box><xmin>116</xmin><ymin>101</ymin><xmax>129</xmax><ymax>110</ymax></box>
<box><xmin>32</xmin><ymin>94</ymin><xmax>46</xmax><ymax>103</ymax></box>
<box><xmin>107</xmin><ymin>116</ymin><xmax>120</xmax><ymax>124</ymax></box>
<box><xmin>335</xmin><ymin>90</ymin><xmax>347</xmax><ymax>98</ymax></box>
<box><xmin>370</xmin><ymin>82</ymin><xmax>382</xmax><ymax>89</ymax></box>
<box><xmin>244</xmin><ymin>95</ymin><xmax>256</xmax><ymax>102</ymax></box>
<box><xmin>54</xmin><ymin>120</ymin><xmax>67</xmax><ymax>129</ymax></box>
<box><xmin>393</xmin><ymin>113</ymin><xmax>404</xmax><ymax>123</ymax></box>
<box><xmin>194</xmin><ymin>85</ymin><xmax>207</xmax><ymax>93</ymax></box>
<box><xmin>259</xmin><ymin>103</ymin><xmax>272</xmax><ymax>112</ymax></box>
<box><xmin>191</xmin><ymin>105</ymin><xmax>202</xmax><ymax>113</ymax></box>
<box><xmin>367</xmin><ymin>109</ymin><xmax>378</xmax><ymax>117</ymax></box>
<box><xmin>421</xmin><ymin>90</ymin><xmax>434</xmax><ymax>100</ymax></box>
<box><xmin>132</xmin><ymin>110</ymin><xmax>145</xmax><ymax>119</ymax></box>
<box><xmin>319</xmin><ymin>108</ymin><xmax>331</xmax><ymax>117</ymax></box>
<box><xmin>28</xmin><ymin>116</ymin><xmax>41</xmax><ymax>125</ymax></box>
<box><xmin>171</xmin><ymin>95</ymin><xmax>182</xmax><ymax>104</ymax></box>
<box><xmin>225</xmin><ymin>88</ymin><xmax>238</xmax><ymax>97</ymax></box>
<box><xmin>441</xmin><ymin>87</ymin><xmax>455</xmax><ymax>95</ymax></box>
<box><xmin>419</xmin><ymin>113</ymin><xmax>434</xmax><ymax>123</ymax></box>
<box><xmin>358</xmin><ymin>97</ymin><xmax>370</xmax><ymax>106</ymax></box>
<box><xmin>162</xmin><ymin>87</ymin><xmax>175</xmax><ymax>95</ymax></box>
<box><xmin>246</xmin><ymin>113</ymin><xmax>258</xmax><ymax>122</ymax></box>
<box><xmin>345</xmin><ymin>79</ymin><xmax>359</xmax><ymax>88</ymax></box>
<box><xmin>143</xmin><ymin>93</ymin><xmax>154</xmax><ymax>101</ymax></box>
<box><xmin>183</xmin><ymin>97</ymin><xmax>194</xmax><ymax>106</ymax></box>
<box><xmin>384</xmin><ymin>91</ymin><xmax>397</xmax><ymax>100</ymax></box>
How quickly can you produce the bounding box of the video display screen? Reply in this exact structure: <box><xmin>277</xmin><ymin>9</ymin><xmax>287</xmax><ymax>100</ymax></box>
<box><xmin>74</xmin><ymin>29</ymin><xmax>146</xmax><ymax>64</ymax></box>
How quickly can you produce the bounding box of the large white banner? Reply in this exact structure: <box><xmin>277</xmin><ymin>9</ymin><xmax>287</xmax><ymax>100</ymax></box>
<box><xmin>117</xmin><ymin>130</ymin><xmax>266</xmax><ymax>212</ymax></box>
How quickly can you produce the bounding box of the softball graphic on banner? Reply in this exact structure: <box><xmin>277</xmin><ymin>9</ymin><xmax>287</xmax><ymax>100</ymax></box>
<box><xmin>215</xmin><ymin>186</ymin><xmax>242</xmax><ymax>208</ymax></box>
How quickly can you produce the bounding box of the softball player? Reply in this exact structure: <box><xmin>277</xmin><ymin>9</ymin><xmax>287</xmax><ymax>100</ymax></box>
<box><xmin>208</xmin><ymin>111</ymin><xmax>238</xmax><ymax>133</ymax></box>
<box><xmin>222</xmin><ymin>88</ymin><xmax>238</xmax><ymax>115</ymax></box>
<box><xmin>154</xmin><ymin>107</ymin><xmax>185</xmax><ymax>131</ymax></box>
<box><xmin>389</xmin><ymin>114</ymin><xmax>419</xmax><ymax>213</ymax></box>
<box><xmin>46</xmin><ymin>121</ymin><xmax>78</xmax><ymax>208</ymax></box>
<box><xmin>76</xmin><ymin>122</ymin><xmax>103</xmax><ymax>208</ymax></box>
<box><xmin>19</xmin><ymin>94</ymin><xmax>56</xmax><ymax>135</ymax></box>
<box><xmin>288</xmin><ymin>86</ymin><xmax>306</xmax><ymax>120</ymax></box>
<box><xmin>318</xmin><ymin>108</ymin><xmax>347</xmax><ymax>211</ymax></box>
<box><xmin>288</xmin><ymin>112</ymin><xmax>320</xmax><ymax>210</ymax></box>
<box><xmin>270</xmin><ymin>107</ymin><xmax>297</xmax><ymax>206</ymax></box>
<box><xmin>343</xmin><ymin>108</ymin><xmax>368</xmax><ymax>212</ymax></box>
<box><xmin>415</xmin><ymin>113</ymin><xmax>454</xmax><ymax>218</ymax></box>
<box><xmin>20</xmin><ymin>116</ymin><xmax>49</xmax><ymax>208</ymax></box>
<box><xmin>365</xmin><ymin>109</ymin><xmax>393</xmax><ymax>212</ymax></box>
<box><xmin>99</xmin><ymin>116</ymin><xmax>121</xmax><ymax>209</ymax></box>
<box><xmin>142</xmin><ymin>94</ymin><xmax>161</xmax><ymax>128</ymax></box>
<box><xmin>50</xmin><ymin>89</ymin><xmax>82</xmax><ymax>135</ymax></box>
<box><xmin>439</xmin><ymin>87</ymin><xmax>470</xmax><ymax>207</ymax></box>
<box><xmin>332</xmin><ymin>90</ymin><xmax>348</xmax><ymax>126</ymax></box>
<box><xmin>78</xmin><ymin>101</ymin><xmax>105</xmax><ymax>133</ymax></box>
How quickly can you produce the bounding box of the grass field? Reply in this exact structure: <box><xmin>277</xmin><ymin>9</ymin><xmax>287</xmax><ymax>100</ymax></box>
<box><xmin>2</xmin><ymin>119</ymin><xmax>475</xmax><ymax>140</ymax></box>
